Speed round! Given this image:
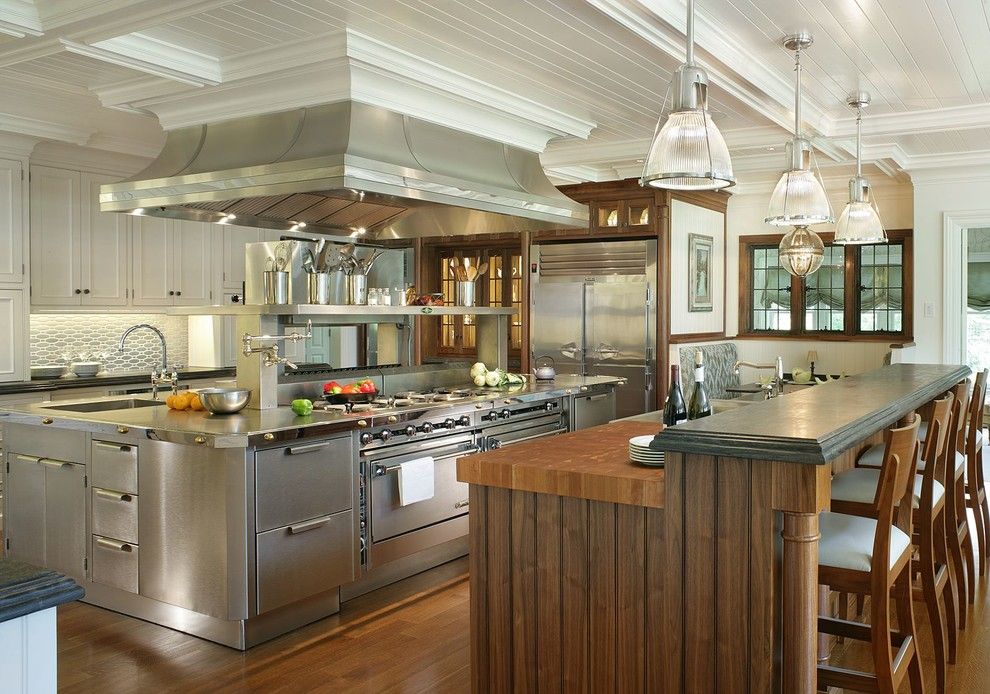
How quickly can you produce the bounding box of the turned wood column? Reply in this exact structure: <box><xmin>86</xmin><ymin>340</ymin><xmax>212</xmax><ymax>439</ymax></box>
<box><xmin>782</xmin><ymin>512</ymin><xmax>821</xmax><ymax>694</ymax></box>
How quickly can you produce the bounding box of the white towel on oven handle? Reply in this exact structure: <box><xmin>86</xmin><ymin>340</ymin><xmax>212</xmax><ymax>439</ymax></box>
<box><xmin>398</xmin><ymin>456</ymin><xmax>435</xmax><ymax>506</ymax></box>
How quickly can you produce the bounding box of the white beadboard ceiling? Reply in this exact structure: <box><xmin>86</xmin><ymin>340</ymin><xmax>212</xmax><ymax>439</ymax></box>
<box><xmin>0</xmin><ymin>0</ymin><xmax>988</xmax><ymax>181</ymax></box>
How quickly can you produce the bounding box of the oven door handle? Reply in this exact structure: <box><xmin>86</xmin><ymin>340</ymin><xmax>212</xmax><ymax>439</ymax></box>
<box><xmin>489</xmin><ymin>427</ymin><xmax>567</xmax><ymax>449</ymax></box>
<box><xmin>373</xmin><ymin>445</ymin><xmax>481</xmax><ymax>477</ymax></box>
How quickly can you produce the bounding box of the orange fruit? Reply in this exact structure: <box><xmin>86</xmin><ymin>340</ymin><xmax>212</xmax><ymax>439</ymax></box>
<box><xmin>173</xmin><ymin>394</ymin><xmax>191</xmax><ymax>410</ymax></box>
<box><xmin>166</xmin><ymin>395</ymin><xmax>177</xmax><ymax>409</ymax></box>
<box><xmin>189</xmin><ymin>394</ymin><xmax>204</xmax><ymax>411</ymax></box>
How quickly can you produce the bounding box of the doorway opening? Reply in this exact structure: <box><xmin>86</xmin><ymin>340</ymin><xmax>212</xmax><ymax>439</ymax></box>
<box><xmin>967</xmin><ymin>228</ymin><xmax>990</xmax><ymax>372</ymax></box>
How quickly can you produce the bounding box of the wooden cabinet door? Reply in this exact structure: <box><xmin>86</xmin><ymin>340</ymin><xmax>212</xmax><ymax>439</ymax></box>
<box><xmin>131</xmin><ymin>216</ymin><xmax>172</xmax><ymax>306</ymax></box>
<box><xmin>30</xmin><ymin>166</ymin><xmax>81</xmax><ymax>306</ymax></box>
<box><xmin>0</xmin><ymin>158</ymin><xmax>24</xmax><ymax>284</ymax></box>
<box><xmin>0</xmin><ymin>289</ymin><xmax>26</xmax><ymax>382</ymax></box>
<box><xmin>80</xmin><ymin>173</ymin><xmax>129</xmax><ymax>306</ymax></box>
<box><xmin>171</xmin><ymin>220</ymin><xmax>214</xmax><ymax>305</ymax></box>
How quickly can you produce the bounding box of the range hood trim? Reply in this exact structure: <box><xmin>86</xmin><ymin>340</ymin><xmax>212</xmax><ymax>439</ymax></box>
<box><xmin>101</xmin><ymin>101</ymin><xmax>589</xmax><ymax>238</ymax></box>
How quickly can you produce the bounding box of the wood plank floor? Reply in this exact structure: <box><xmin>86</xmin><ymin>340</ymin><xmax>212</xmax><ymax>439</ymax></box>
<box><xmin>56</xmin><ymin>525</ymin><xmax>990</xmax><ymax>693</ymax></box>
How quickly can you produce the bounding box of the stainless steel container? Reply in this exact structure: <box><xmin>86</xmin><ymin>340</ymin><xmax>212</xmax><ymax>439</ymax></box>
<box><xmin>347</xmin><ymin>274</ymin><xmax>368</xmax><ymax>305</ymax></box>
<box><xmin>198</xmin><ymin>387</ymin><xmax>251</xmax><ymax>414</ymax></box>
<box><xmin>264</xmin><ymin>271</ymin><xmax>289</xmax><ymax>304</ymax></box>
<box><xmin>329</xmin><ymin>269</ymin><xmax>348</xmax><ymax>305</ymax></box>
<box><xmin>455</xmin><ymin>281</ymin><xmax>476</xmax><ymax>307</ymax></box>
<box><xmin>307</xmin><ymin>272</ymin><xmax>330</xmax><ymax>304</ymax></box>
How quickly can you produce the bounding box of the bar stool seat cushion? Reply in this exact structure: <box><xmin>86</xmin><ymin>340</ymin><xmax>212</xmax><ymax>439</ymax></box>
<box><xmin>819</xmin><ymin>511</ymin><xmax>911</xmax><ymax>572</ymax></box>
<box><xmin>832</xmin><ymin>467</ymin><xmax>945</xmax><ymax>509</ymax></box>
<box><xmin>857</xmin><ymin>442</ymin><xmax>964</xmax><ymax>475</ymax></box>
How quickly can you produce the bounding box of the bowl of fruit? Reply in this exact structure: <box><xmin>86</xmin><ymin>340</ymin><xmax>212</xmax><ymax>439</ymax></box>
<box><xmin>323</xmin><ymin>378</ymin><xmax>378</xmax><ymax>405</ymax></box>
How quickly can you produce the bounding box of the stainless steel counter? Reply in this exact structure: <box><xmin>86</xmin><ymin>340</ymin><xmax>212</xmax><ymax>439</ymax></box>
<box><xmin>0</xmin><ymin>375</ymin><xmax>625</xmax><ymax>448</ymax></box>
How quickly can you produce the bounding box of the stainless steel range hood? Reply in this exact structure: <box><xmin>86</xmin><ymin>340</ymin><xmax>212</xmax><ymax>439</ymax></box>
<box><xmin>100</xmin><ymin>101</ymin><xmax>588</xmax><ymax>239</ymax></box>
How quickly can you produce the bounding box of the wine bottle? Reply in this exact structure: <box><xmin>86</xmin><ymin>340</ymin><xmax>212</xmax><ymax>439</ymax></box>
<box><xmin>688</xmin><ymin>350</ymin><xmax>712</xmax><ymax>419</ymax></box>
<box><xmin>662</xmin><ymin>364</ymin><xmax>688</xmax><ymax>426</ymax></box>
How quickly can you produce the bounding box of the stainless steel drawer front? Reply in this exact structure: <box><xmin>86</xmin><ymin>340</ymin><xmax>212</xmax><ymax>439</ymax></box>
<box><xmin>92</xmin><ymin>535</ymin><xmax>139</xmax><ymax>594</ymax></box>
<box><xmin>370</xmin><ymin>445</ymin><xmax>477</xmax><ymax>542</ymax></box>
<box><xmin>255</xmin><ymin>435</ymin><xmax>354</xmax><ymax>533</ymax></box>
<box><xmin>256</xmin><ymin>509</ymin><xmax>354</xmax><ymax>614</ymax></box>
<box><xmin>92</xmin><ymin>487</ymin><xmax>138</xmax><ymax>544</ymax></box>
<box><xmin>92</xmin><ymin>441</ymin><xmax>138</xmax><ymax>495</ymax></box>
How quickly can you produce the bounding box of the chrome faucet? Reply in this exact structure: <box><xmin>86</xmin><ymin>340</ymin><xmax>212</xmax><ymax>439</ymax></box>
<box><xmin>119</xmin><ymin>324</ymin><xmax>174</xmax><ymax>399</ymax></box>
<box><xmin>733</xmin><ymin>356</ymin><xmax>785</xmax><ymax>399</ymax></box>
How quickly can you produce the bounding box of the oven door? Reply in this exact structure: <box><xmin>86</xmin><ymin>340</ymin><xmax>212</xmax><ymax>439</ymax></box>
<box><xmin>367</xmin><ymin>434</ymin><xmax>477</xmax><ymax>545</ymax></box>
<box><xmin>482</xmin><ymin>413</ymin><xmax>567</xmax><ymax>450</ymax></box>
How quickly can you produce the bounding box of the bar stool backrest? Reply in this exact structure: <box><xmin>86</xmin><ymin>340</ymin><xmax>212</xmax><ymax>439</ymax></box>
<box><xmin>951</xmin><ymin>380</ymin><xmax>971</xmax><ymax>454</ymax></box>
<box><xmin>918</xmin><ymin>395</ymin><xmax>954</xmax><ymax>513</ymax></box>
<box><xmin>966</xmin><ymin>369</ymin><xmax>988</xmax><ymax>455</ymax></box>
<box><xmin>873</xmin><ymin>414</ymin><xmax>922</xmax><ymax>573</ymax></box>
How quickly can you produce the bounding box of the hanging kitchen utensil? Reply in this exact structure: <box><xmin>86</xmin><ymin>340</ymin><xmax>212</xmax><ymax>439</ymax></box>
<box><xmin>476</xmin><ymin>261</ymin><xmax>489</xmax><ymax>278</ymax></box>
<box><xmin>302</xmin><ymin>248</ymin><xmax>315</xmax><ymax>274</ymax></box>
<box><xmin>466</xmin><ymin>266</ymin><xmax>478</xmax><ymax>282</ymax></box>
<box><xmin>274</xmin><ymin>241</ymin><xmax>290</xmax><ymax>271</ymax></box>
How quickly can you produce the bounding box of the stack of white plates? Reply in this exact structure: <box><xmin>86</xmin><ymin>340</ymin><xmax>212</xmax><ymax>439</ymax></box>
<box><xmin>629</xmin><ymin>435</ymin><xmax>665</xmax><ymax>467</ymax></box>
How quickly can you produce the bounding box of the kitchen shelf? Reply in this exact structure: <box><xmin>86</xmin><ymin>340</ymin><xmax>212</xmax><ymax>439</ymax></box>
<box><xmin>169</xmin><ymin>304</ymin><xmax>517</xmax><ymax>317</ymax></box>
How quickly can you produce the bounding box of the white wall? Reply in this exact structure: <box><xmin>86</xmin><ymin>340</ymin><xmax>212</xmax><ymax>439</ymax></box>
<box><xmin>670</xmin><ymin>200</ymin><xmax>725</xmax><ymax>335</ymax></box>
<box><xmin>910</xmin><ymin>173</ymin><xmax>990</xmax><ymax>365</ymax></box>
<box><xmin>705</xmin><ymin>174</ymin><xmax>916</xmax><ymax>377</ymax></box>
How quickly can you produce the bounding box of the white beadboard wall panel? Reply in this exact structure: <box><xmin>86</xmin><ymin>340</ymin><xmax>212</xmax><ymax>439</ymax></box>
<box><xmin>670</xmin><ymin>199</ymin><xmax>725</xmax><ymax>336</ymax></box>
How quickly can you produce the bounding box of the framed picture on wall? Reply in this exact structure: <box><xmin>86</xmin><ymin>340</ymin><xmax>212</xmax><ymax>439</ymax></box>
<box><xmin>688</xmin><ymin>233</ymin><xmax>714</xmax><ymax>312</ymax></box>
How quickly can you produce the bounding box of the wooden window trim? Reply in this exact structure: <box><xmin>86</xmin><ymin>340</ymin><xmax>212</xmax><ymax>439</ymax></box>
<box><xmin>738</xmin><ymin>229</ymin><xmax>913</xmax><ymax>342</ymax></box>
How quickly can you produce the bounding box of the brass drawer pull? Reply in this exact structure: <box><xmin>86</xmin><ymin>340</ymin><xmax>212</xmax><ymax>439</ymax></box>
<box><xmin>40</xmin><ymin>458</ymin><xmax>71</xmax><ymax>469</ymax></box>
<box><xmin>95</xmin><ymin>488</ymin><xmax>133</xmax><ymax>503</ymax></box>
<box><xmin>14</xmin><ymin>454</ymin><xmax>41</xmax><ymax>463</ymax></box>
<box><xmin>288</xmin><ymin>518</ymin><xmax>331</xmax><ymax>535</ymax></box>
<box><xmin>287</xmin><ymin>442</ymin><xmax>329</xmax><ymax>455</ymax></box>
<box><xmin>94</xmin><ymin>441</ymin><xmax>133</xmax><ymax>453</ymax></box>
<box><xmin>95</xmin><ymin>537</ymin><xmax>133</xmax><ymax>553</ymax></box>
<box><xmin>454</xmin><ymin>500</ymin><xmax>470</xmax><ymax>509</ymax></box>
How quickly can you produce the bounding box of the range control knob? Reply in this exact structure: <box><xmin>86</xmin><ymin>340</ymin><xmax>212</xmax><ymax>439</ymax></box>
<box><xmin>378</xmin><ymin>429</ymin><xmax>393</xmax><ymax>442</ymax></box>
<box><xmin>483</xmin><ymin>411</ymin><xmax>499</xmax><ymax>422</ymax></box>
<box><xmin>443</xmin><ymin>418</ymin><xmax>456</xmax><ymax>429</ymax></box>
<box><xmin>404</xmin><ymin>425</ymin><xmax>417</xmax><ymax>437</ymax></box>
<box><xmin>500</xmin><ymin>409</ymin><xmax>512</xmax><ymax>419</ymax></box>
<box><xmin>359</xmin><ymin>432</ymin><xmax>373</xmax><ymax>445</ymax></box>
<box><xmin>457</xmin><ymin>415</ymin><xmax>471</xmax><ymax>427</ymax></box>
<box><xmin>419</xmin><ymin>422</ymin><xmax>434</xmax><ymax>434</ymax></box>
<box><xmin>545</xmin><ymin>401</ymin><xmax>557</xmax><ymax>411</ymax></box>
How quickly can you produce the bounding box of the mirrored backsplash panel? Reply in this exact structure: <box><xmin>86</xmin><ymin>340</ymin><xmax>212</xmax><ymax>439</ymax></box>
<box><xmin>30</xmin><ymin>314</ymin><xmax>189</xmax><ymax>371</ymax></box>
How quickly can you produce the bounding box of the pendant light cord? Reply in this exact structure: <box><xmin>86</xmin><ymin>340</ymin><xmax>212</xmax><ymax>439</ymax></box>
<box><xmin>856</xmin><ymin>106</ymin><xmax>863</xmax><ymax>178</ymax></box>
<box><xmin>685</xmin><ymin>0</ymin><xmax>695</xmax><ymax>66</ymax></box>
<box><xmin>794</xmin><ymin>43</ymin><xmax>802</xmax><ymax>136</ymax></box>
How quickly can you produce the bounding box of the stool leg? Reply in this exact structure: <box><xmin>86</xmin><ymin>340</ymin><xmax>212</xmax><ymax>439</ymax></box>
<box><xmin>920</xmin><ymin>521</ymin><xmax>948</xmax><ymax>694</ymax></box>
<box><xmin>936</xmin><ymin>509</ymin><xmax>958</xmax><ymax>664</ymax></box>
<box><xmin>872</xmin><ymin>570</ymin><xmax>896</xmax><ymax>694</ymax></box>
<box><xmin>946</xmin><ymin>475</ymin><xmax>968</xmax><ymax>630</ymax></box>
<box><xmin>957</xmin><ymin>470</ymin><xmax>976</xmax><ymax>609</ymax></box>
<box><xmin>895</xmin><ymin>570</ymin><xmax>924</xmax><ymax>694</ymax></box>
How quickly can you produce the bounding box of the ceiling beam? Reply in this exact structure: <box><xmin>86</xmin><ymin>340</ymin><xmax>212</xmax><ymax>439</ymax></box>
<box><xmin>60</xmin><ymin>39</ymin><xmax>219</xmax><ymax>87</ymax></box>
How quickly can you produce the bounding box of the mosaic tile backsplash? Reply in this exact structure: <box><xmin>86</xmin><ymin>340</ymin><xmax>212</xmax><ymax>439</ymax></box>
<box><xmin>30</xmin><ymin>314</ymin><xmax>189</xmax><ymax>372</ymax></box>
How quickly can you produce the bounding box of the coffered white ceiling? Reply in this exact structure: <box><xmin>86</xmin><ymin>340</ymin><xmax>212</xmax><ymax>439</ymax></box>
<box><xmin>1</xmin><ymin>0</ymin><xmax>988</xmax><ymax>184</ymax></box>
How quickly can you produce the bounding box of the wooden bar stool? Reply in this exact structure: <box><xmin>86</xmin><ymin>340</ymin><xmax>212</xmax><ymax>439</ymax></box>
<box><xmin>964</xmin><ymin>369</ymin><xmax>989</xmax><ymax>577</ymax></box>
<box><xmin>832</xmin><ymin>395</ymin><xmax>954</xmax><ymax>694</ymax></box>
<box><xmin>818</xmin><ymin>414</ymin><xmax>924</xmax><ymax>693</ymax></box>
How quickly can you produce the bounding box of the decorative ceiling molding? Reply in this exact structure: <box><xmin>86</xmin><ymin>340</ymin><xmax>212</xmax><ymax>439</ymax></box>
<box><xmin>830</xmin><ymin>102</ymin><xmax>990</xmax><ymax>140</ymax></box>
<box><xmin>588</xmin><ymin>0</ymin><xmax>830</xmax><ymax>136</ymax></box>
<box><xmin>0</xmin><ymin>110</ymin><xmax>93</xmax><ymax>144</ymax></box>
<box><xmin>112</xmin><ymin>29</ymin><xmax>596</xmax><ymax>152</ymax></box>
<box><xmin>0</xmin><ymin>0</ymin><xmax>42</xmax><ymax>36</ymax></box>
<box><xmin>60</xmin><ymin>38</ymin><xmax>220</xmax><ymax>86</ymax></box>
<box><xmin>30</xmin><ymin>140</ymin><xmax>152</xmax><ymax>175</ymax></box>
<box><xmin>93</xmin><ymin>33</ymin><xmax>222</xmax><ymax>83</ymax></box>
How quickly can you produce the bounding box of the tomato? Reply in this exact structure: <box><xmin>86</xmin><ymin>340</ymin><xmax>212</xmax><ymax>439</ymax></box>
<box><xmin>341</xmin><ymin>384</ymin><xmax>359</xmax><ymax>394</ymax></box>
<box><xmin>358</xmin><ymin>381</ymin><xmax>375</xmax><ymax>393</ymax></box>
<box><xmin>323</xmin><ymin>380</ymin><xmax>340</xmax><ymax>393</ymax></box>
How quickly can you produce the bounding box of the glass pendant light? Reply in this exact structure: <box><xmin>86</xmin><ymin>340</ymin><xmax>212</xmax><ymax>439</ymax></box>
<box><xmin>778</xmin><ymin>225</ymin><xmax>824</xmax><ymax>277</ymax></box>
<box><xmin>765</xmin><ymin>34</ymin><xmax>832</xmax><ymax>226</ymax></box>
<box><xmin>640</xmin><ymin>0</ymin><xmax>734</xmax><ymax>190</ymax></box>
<box><xmin>834</xmin><ymin>92</ymin><xmax>886</xmax><ymax>244</ymax></box>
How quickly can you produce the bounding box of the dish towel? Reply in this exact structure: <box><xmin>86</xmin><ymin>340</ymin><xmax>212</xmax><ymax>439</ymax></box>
<box><xmin>398</xmin><ymin>456</ymin><xmax>435</xmax><ymax>506</ymax></box>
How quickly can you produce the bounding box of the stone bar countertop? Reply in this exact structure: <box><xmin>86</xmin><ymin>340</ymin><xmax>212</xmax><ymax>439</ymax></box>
<box><xmin>457</xmin><ymin>420</ymin><xmax>664</xmax><ymax>507</ymax></box>
<box><xmin>652</xmin><ymin>363</ymin><xmax>968</xmax><ymax>465</ymax></box>
<box><xmin>0</xmin><ymin>559</ymin><xmax>84</xmax><ymax>624</ymax></box>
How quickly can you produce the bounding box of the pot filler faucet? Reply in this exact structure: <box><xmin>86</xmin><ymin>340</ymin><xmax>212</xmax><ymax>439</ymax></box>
<box><xmin>118</xmin><ymin>324</ymin><xmax>174</xmax><ymax>399</ymax></box>
<box><xmin>733</xmin><ymin>356</ymin><xmax>785</xmax><ymax>399</ymax></box>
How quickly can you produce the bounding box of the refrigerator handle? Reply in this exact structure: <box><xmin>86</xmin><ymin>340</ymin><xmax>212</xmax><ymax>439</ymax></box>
<box><xmin>645</xmin><ymin>283</ymin><xmax>654</xmax><ymax>407</ymax></box>
<box><xmin>581</xmin><ymin>281</ymin><xmax>591</xmax><ymax>375</ymax></box>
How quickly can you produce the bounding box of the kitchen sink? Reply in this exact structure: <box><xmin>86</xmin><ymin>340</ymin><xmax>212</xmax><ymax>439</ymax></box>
<box><xmin>45</xmin><ymin>398</ymin><xmax>166</xmax><ymax>412</ymax></box>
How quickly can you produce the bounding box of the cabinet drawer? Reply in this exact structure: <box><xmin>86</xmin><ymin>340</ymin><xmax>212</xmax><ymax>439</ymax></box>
<box><xmin>256</xmin><ymin>509</ymin><xmax>354</xmax><ymax>614</ymax></box>
<box><xmin>91</xmin><ymin>440</ymin><xmax>137</xmax><ymax>494</ymax></box>
<box><xmin>255</xmin><ymin>436</ymin><xmax>353</xmax><ymax>533</ymax></box>
<box><xmin>92</xmin><ymin>487</ymin><xmax>138</xmax><ymax>544</ymax></box>
<box><xmin>92</xmin><ymin>535</ymin><xmax>139</xmax><ymax>594</ymax></box>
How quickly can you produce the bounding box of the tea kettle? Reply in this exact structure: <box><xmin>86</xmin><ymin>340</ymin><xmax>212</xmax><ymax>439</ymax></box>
<box><xmin>533</xmin><ymin>355</ymin><xmax>556</xmax><ymax>381</ymax></box>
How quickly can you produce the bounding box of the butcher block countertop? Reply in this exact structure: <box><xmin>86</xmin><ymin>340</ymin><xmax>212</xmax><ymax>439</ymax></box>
<box><xmin>456</xmin><ymin>420</ymin><xmax>664</xmax><ymax>508</ymax></box>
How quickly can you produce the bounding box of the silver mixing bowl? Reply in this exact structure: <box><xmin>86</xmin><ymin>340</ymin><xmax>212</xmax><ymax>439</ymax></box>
<box><xmin>197</xmin><ymin>387</ymin><xmax>251</xmax><ymax>414</ymax></box>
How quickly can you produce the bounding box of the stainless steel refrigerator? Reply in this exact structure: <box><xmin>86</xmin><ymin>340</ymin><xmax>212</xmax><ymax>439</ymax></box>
<box><xmin>531</xmin><ymin>239</ymin><xmax>657</xmax><ymax>420</ymax></box>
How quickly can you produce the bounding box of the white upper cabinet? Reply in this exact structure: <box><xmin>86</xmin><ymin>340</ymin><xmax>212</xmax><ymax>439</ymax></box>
<box><xmin>30</xmin><ymin>166</ymin><xmax>81</xmax><ymax>305</ymax></box>
<box><xmin>0</xmin><ymin>158</ymin><xmax>24</xmax><ymax>285</ymax></box>
<box><xmin>222</xmin><ymin>225</ymin><xmax>261</xmax><ymax>291</ymax></box>
<box><xmin>80</xmin><ymin>173</ymin><xmax>129</xmax><ymax>306</ymax></box>
<box><xmin>30</xmin><ymin>166</ymin><xmax>129</xmax><ymax>309</ymax></box>
<box><xmin>132</xmin><ymin>218</ymin><xmax>216</xmax><ymax>306</ymax></box>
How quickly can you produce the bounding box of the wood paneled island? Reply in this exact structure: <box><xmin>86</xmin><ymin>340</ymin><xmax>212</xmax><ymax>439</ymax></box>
<box><xmin>457</xmin><ymin>363</ymin><xmax>969</xmax><ymax>693</ymax></box>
